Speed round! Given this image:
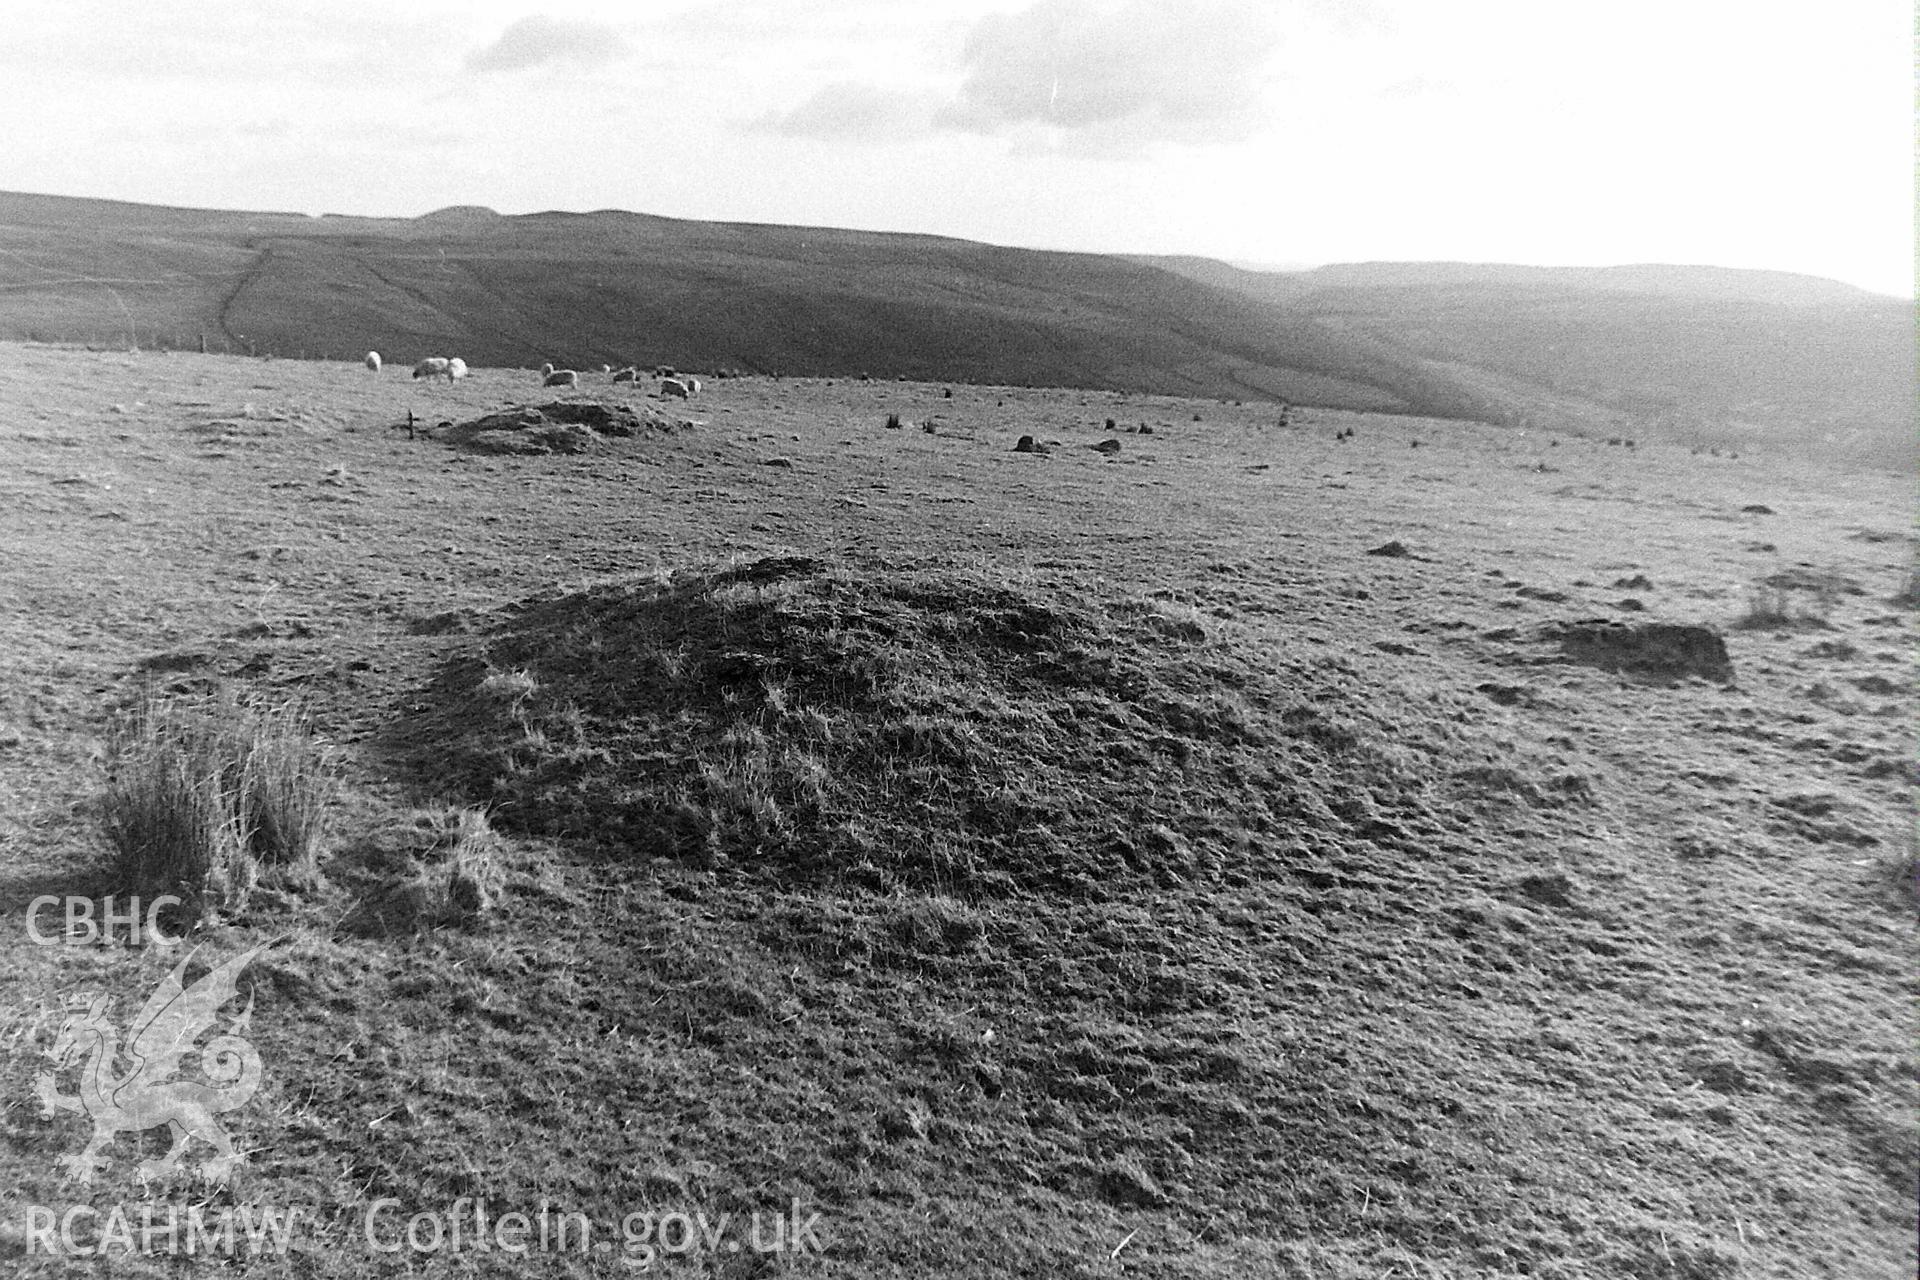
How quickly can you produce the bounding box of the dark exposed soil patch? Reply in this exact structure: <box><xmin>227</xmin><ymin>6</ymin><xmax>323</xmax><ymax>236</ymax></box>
<box><xmin>1545</xmin><ymin>618</ymin><xmax>1734</xmax><ymax>681</ymax></box>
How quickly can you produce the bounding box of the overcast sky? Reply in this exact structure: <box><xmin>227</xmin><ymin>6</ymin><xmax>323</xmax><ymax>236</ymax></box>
<box><xmin>0</xmin><ymin>0</ymin><xmax>1908</xmax><ymax>295</ymax></box>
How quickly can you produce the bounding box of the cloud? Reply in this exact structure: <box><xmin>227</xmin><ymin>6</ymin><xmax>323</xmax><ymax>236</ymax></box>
<box><xmin>466</xmin><ymin>15</ymin><xmax>633</xmax><ymax>72</ymax></box>
<box><xmin>749</xmin><ymin>81</ymin><xmax>935</xmax><ymax>141</ymax></box>
<box><xmin>937</xmin><ymin>0</ymin><xmax>1280</xmax><ymax>144</ymax></box>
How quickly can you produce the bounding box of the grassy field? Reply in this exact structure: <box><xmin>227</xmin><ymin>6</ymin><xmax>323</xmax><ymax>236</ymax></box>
<box><xmin>0</xmin><ymin>344</ymin><xmax>1911</xmax><ymax>1277</ymax></box>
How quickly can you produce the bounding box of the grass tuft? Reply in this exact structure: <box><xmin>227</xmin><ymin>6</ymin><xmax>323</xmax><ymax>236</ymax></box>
<box><xmin>1736</xmin><ymin>583</ymin><xmax>1830</xmax><ymax>631</ymax></box>
<box><xmin>101</xmin><ymin>691</ymin><xmax>332</xmax><ymax>912</ymax></box>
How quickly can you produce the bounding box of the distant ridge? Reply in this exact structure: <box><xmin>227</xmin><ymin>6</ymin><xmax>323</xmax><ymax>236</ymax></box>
<box><xmin>1140</xmin><ymin>254</ymin><xmax>1914</xmax><ymax>464</ymax></box>
<box><xmin>0</xmin><ymin>189</ymin><xmax>1907</xmax><ymax>462</ymax></box>
<box><xmin>1285</xmin><ymin>260</ymin><xmax>1882</xmax><ymax>305</ymax></box>
<box><xmin>0</xmin><ymin>189</ymin><xmax>1491</xmax><ymax>419</ymax></box>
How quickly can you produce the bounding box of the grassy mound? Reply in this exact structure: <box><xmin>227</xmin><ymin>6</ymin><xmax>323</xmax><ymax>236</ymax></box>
<box><xmin>401</xmin><ymin>555</ymin><xmax>1573</xmax><ymax>896</ymax></box>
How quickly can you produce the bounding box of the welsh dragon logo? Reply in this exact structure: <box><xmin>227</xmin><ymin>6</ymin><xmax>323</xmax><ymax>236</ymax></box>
<box><xmin>35</xmin><ymin>944</ymin><xmax>268</xmax><ymax>1185</ymax></box>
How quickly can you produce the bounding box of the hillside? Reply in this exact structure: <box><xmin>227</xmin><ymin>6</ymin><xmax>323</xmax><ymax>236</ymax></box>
<box><xmin>0</xmin><ymin>190</ymin><xmax>1485</xmax><ymax>420</ymax></box>
<box><xmin>1142</xmin><ymin>257</ymin><xmax>1916</xmax><ymax>465</ymax></box>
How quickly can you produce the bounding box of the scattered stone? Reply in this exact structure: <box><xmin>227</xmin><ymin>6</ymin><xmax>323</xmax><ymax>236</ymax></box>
<box><xmin>1614</xmin><ymin>597</ymin><xmax>1647</xmax><ymax>612</ymax></box>
<box><xmin>1476</xmin><ymin>683</ymin><xmax>1538</xmax><ymax>707</ymax></box>
<box><xmin>1740</xmin><ymin>504</ymin><xmax>1775</xmax><ymax>515</ymax></box>
<box><xmin>880</xmin><ymin>1102</ymin><xmax>931</xmax><ymax>1143</ymax></box>
<box><xmin>532</xmin><ymin>423</ymin><xmax>597</xmax><ymax>454</ymax></box>
<box><xmin>1513</xmin><ymin>871</ymin><xmax>1576</xmax><ymax>909</ymax></box>
<box><xmin>763</xmin><ymin>456</ymin><xmax>795</xmax><ymax>468</ymax></box>
<box><xmin>1674</xmin><ymin>834</ymin><xmax>1732</xmax><ymax>861</ymax></box>
<box><xmin>1612</xmin><ymin>574</ymin><xmax>1654</xmax><ymax>590</ymax></box>
<box><xmin>1090</xmin><ymin>439</ymin><xmax>1122</xmax><ymax>455</ymax></box>
<box><xmin>1012</xmin><ymin>435</ymin><xmax>1045</xmax><ymax>454</ymax></box>
<box><xmin>1365</xmin><ymin>540</ymin><xmax>1412</xmax><ymax>558</ymax></box>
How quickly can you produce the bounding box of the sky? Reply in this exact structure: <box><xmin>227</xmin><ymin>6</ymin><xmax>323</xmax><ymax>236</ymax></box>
<box><xmin>0</xmin><ymin>0</ymin><xmax>1909</xmax><ymax>295</ymax></box>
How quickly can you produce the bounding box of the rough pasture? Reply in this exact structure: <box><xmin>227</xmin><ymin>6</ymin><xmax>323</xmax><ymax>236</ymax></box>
<box><xmin>0</xmin><ymin>345</ymin><xmax>1909</xmax><ymax>1280</ymax></box>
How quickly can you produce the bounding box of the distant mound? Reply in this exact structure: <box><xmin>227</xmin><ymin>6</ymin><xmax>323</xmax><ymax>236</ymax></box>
<box><xmin>434</xmin><ymin>399</ymin><xmax>692</xmax><ymax>454</ymax></box>
<box><xmin>416</xmin><ymin>204</ymin><xmax>503</xmax><ymax>225</ymax></box>
<box><xmin>396</xmin><ymin>556</ymin><xmax>1588</xmax><ymax>895</ymax></box>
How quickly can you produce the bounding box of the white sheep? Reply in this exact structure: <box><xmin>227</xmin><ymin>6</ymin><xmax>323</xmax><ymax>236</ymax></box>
<box><xmin>544</xmin><ymin>369</ymin><xmax>579</xmax><ymax>389</ymax></box>
<box><xmin>364</xmin><ymin>351</ymin><xmax>382</xmax><ymax>372</ymax></box>
<box><xmin>685</xmin><ymin>376</ymin><xmax>702</xmax><ymax>395</ymax></box>
<box><xmin>412</xmin><ymin>357</ymin><xmax>452</xmax><ymax>381</ymax></box>
<box><xmin>539</xmin><ymin>362</ymin><xmax>554</xmax><ymax>380</ymax></box>
<box><xmin>447</xmin><ymin>357</ymin><xmax>468</xmax><ymax>380</ymax></box>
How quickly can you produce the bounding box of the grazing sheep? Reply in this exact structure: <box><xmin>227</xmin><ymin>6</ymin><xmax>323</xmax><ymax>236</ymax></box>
<box><xmin>539</xmin><ymin>362</ymin><xmax>554</xmax><ymax>379</ymax></box>
<box><xmin>364</xmin><ymin>351</ymin><xmax>382</xmax><ymax>372</ymax></box>
<box><xmin>599</xmin><ymin>364</ymin><xmax>612</xmax><ymax>374</ymax></box>
<box><xmin>447</xmin><ymin>357</ymin><xmax>468</xmax><ymax>380</ymax></box>
<box><xmin>659</xmin><ymin>378</ymin><xmax>690</xmax><ymax>399</ymax></box>
<box><xmin>684</xmin><ymin>377</ymin><xmax>703</xmax><ymax>395</ymax></box>
<box><xmin>412</xmin><ymin>357</ymin><xmax>452</xmax><ymax>381</ymax></box>
<box><xmin>611</xmin><ymin>367</ymin><xmax>637</xmax><ymax>383</ymax></box>
<box><xmin>543</xmin><ymin>369</ymin><xmax>579</xmax><ymax>389</ymax></box>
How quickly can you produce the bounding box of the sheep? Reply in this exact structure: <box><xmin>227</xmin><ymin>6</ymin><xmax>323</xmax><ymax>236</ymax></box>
<box><xmin>539</xmin><ymin>362</ymin><xmax>554</xmax><ymax>380</ymax></box>
<box><xmin>447</xmin><ymin>357</ymin><xmax>468</xmax><ymax>380</ymax></box>
<box><xmin>364</xmin><ymin>351</ymin><xmax>382</xmax><ymax>372</ymax></box>
<box><xmin>412</xmin><ymin>357</ymin><xmax>452</xmax><ymax>381</ymax></box>
<box><xmin>659</xmin><ymin>377</ymin><xmax>690</xmax><ymax>399</ymax></box>
<box><xmin>543</xmin><ymin>369</ymin><xmax>579</xmax><ymax>389</ymax></box>
<box><xmin>684</xmin><ymin>377</ymin><xmax>703</xmax><ymax>395</ymax></box>
<box><xmin>611</xmin><ymin>367</ymin><xmax>637</xmax><ymax>383</ymax></box>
